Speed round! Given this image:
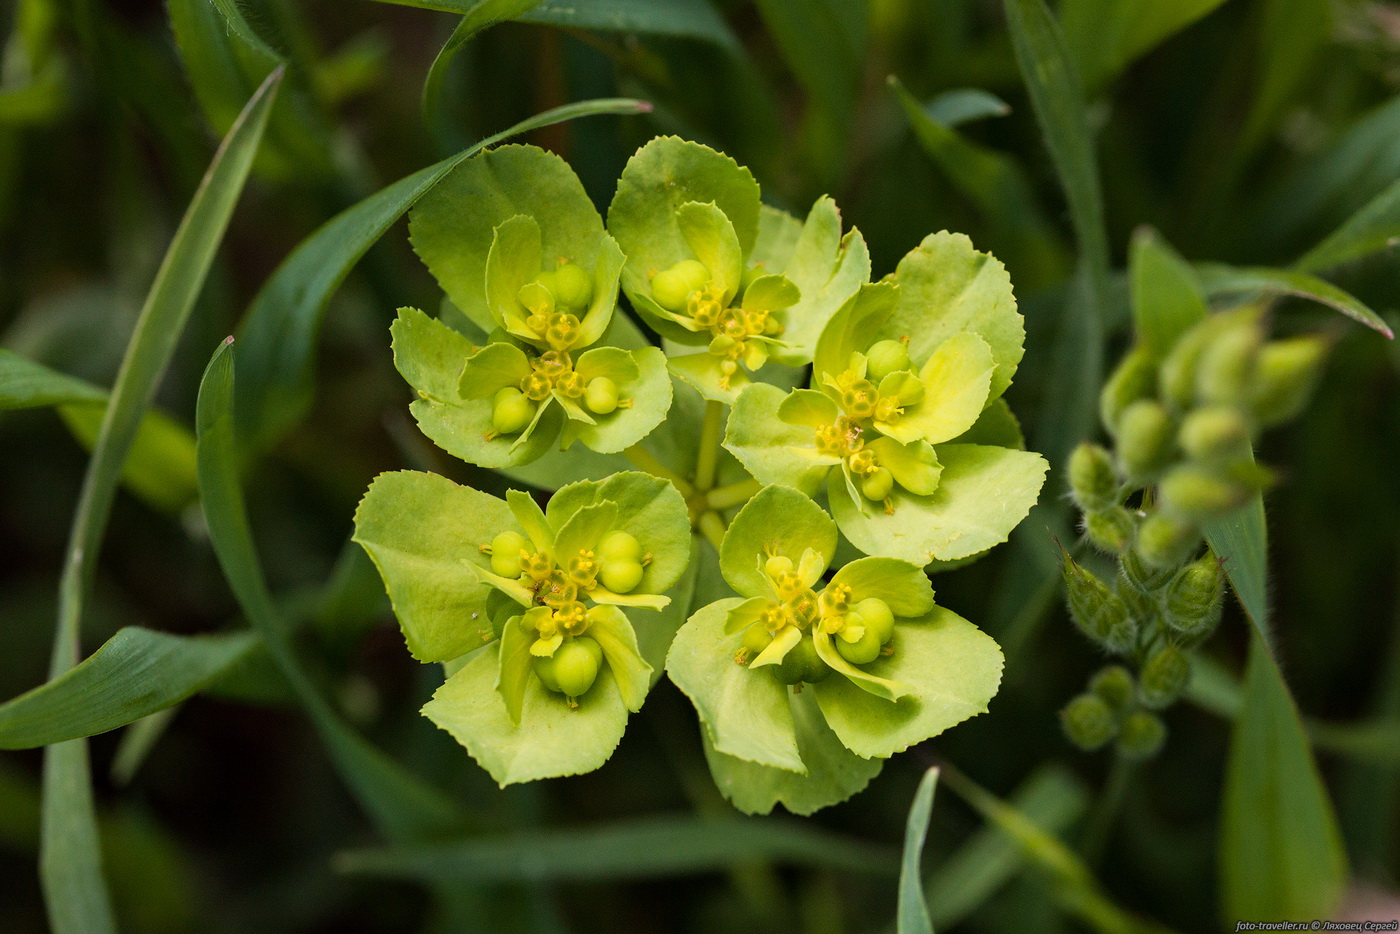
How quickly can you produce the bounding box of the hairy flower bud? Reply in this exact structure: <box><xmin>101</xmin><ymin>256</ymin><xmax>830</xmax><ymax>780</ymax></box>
<box><xmin>1178</xmin><ymin>405</ymin><xmax>1251</xmax><ymax>464</ymax></box>
<box><xmin>1117</xmin><ymin>711</ymin><xmax>1166</xmax><ymax>760</ymax></box>
<box><xmin>1134</xmin><ymin>512</ymin><xmax>1200</xmax><ymax>569</ymax></box>
<box><xmin>1158</xmin><ymin>464</ymin><xmax>1251</xmax><ymax>520</ymax></box>
<box><xmin>1100</xmin><ymin>345</ymin><xmax>1156</xmax><ymax>435</ymax></box>
<box><xmin>1063</xmin><ymin>555</ymin><xmax>1136</xmax><ymax>653</ymax></box>
<box><xmin>1069</xmin><ymin>442</ymin><xmax>1119</xmax><ymax>512</ymax></box>
<box><xmin>1061</xmin><ymin>693</ymin><xmax>1118</xmax><ymax>751</ymax></box>
<box><xmin>1250</xmin><ymin>336</ymin><xmax>1329</xmax><ymax>428</ymax></box>
<box><xmin>1116</xmin><ymin>400</ymin><xmax>1175</xmax><ymax>485</ymax></box>
<box><xmin>1139</xmin><ymin>642</ymin><xmax>1189</xmax><ymax>709</ymax></box>
<box><xmin>1090</xmin><ymin>665</ymin><xmax>1135</xmax><ymax>711</ymax></box>
<box><xmin>1164</xmin><ymin>553</ymin><xmax>1224</xmax><ymax>640</ymax></box>
<box><xmin>1085</xmin><ymin>506</ymin><xmax>1135</xmax><ymax>554</ymax></box>
<box><xmin>1196</xmin><ymin>316</ymin><xmax>1263</xmax><ymax>407</ymax></box>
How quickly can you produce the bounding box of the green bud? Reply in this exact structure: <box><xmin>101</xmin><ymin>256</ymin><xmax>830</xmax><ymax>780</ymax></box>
<box><xmin>1084</xmin><ymin>506</ymin><xmax>1135</xmax><ymax>554</ymax></box>
<box><xmin>651</xmin><ymin>259</ymin><xmax>710</xmax><ymax>311</ymax></box>
<box><xmin>1062</xmin><ymin>555</ymin><xmax>1136</xmax><ymax>653</ymax></box>
<box><xmin>600</xmin><ymin>559</ymin><xmax>644</xmax><ymax>594</ymax></box>
<box><xmin>1134</xmin><ymin>512</ymin><xmax>1200</xmax><ymax>569</ymax></box>
<box><xmin>742</xmin><ymin>625</ymin><xmax>773</xmax><ymax>656</ymax></box>
<box><xmin>835</xmin><ymin>626</ymin><xmax>883</xmax><ymax>665</ymax></box>
<box><xmin>552</xmin><ymin>262</ymin><xmax>593</xmax><ymax>309</ymax></box>
<box><xmin>861</xmin><ymin>467</ymin><xmax>894</xmax><ymax>502</ymax></box>
<box><xmin>584</xmin><ymin>376</ymin><xmax>620</xmax><ymax>415</ymax></box>
<box><xmin>1061</xmin><ymin>694</ymin><xmax>1118</xmax><ymax>751</ymax></box>
<box><xmin>489</xmin><ymin>531</ymin><xmax>528</xmax><ymax>578</ymax></box>
<box><xmin>1163</xmin><ymin>553</ymin><xmax>1224</xmax><ymax>641</ymax></box>
<box><xmin>1159</xmin><ymin>317</ymin><xmax>1219</xmax><ymax>412</ymax></box>
<box><xmin>1090</xmin><ymin>665</ymin><xmax>1135</xmax><ymax>711</ymax></box>
<box><xmin>553</xmin><ymin>638</ymin><xmax>601</xmax><ymax>698</ymax></box>
<box><xmin>851</xmin><ymin>597</ymin><xmax>895</xmax><ymax>644</ymax></box>
<box><xmin>866</xmin><ymin>339</ymin><xmax>912</xmax><ymax>382</ymax></box>
<box><xmin>597</xmin><ymin>530</ymin><xmax>642</xmax><ymax>563</ymax></box>
<box><xmin>1195</xmin><ymin>315</ymin><xmax>1263</xmax><ymax>407</ymax></box>
<box><xmin>1068</xmin><ymin>443</ymin><xmax>1119</xmax><ymax>512</ymax></box>
<box><xmin>1250</xmin><ymin>336</ymin><xmax>1328</xmax><ymax>428</ymax></box>
<box><xmin>1120</xmin><ymin>547</ymin><xmax>1177</xmax><ymax>593</ymax></box>
<box><xmin>774</xmin><ymin>636</ymin><xmax>829</xmax><ymax>684</ymax></box>
<box><xmin>1100</xmin><ymin>345</ymin><xmax>1156</xmax><ymax>435</ymax></box>
<box><xmin>1178</xmin><ymin>405</ymin><xmax>1251</xmax><ymax>464</ymax></box>
<box><xmin>1158</xmin><ymin>464</ymin><xmax>1250</xmax><ymax>520</ymax></box>
<box><xmin>492</xmin><ymin>387</ymin><xmax>535</xmax><ymax>435</ymax></box>
<box><xmin>1139</xmin><ymin>642</ymin><xmax>1189</xmax><ymax>709</ymax></box>
<box><xmin>1115</xmin><ymin>400</ymin><xmax>1175</xmax><ymax>485</ymax></box>
<box><xmin>1117</xmin><ymin>711</ymin><xmax>1166</xmax><ymax>760</ymax></box>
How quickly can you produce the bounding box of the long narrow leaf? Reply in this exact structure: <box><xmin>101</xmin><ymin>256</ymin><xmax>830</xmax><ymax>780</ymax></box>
<box><xmin>421</xmin><ymin>0</ymin><xmax>542</xmax><ymax>144</ymax></box>
<box><xmin>336</xmin><ymin>815</ymin><xmax>898</xmax><ymax>882</ymax></box>
<box><xmin>0</xmin><ymin>629</ymin><xmax>258</xmax><ymax>750</ymax></box>
<box><xmin>364</xmin><ymin>0</ymin><xmax>738</xmax><ymax>47</ymax></box>
<box><xmin>1197</xmin><ymin>264</ymin><xmax>1394</xmax><ymax>339</ymax></box>
<box><xmin>1296</xmin><ymin>176</ymin><xmax>1400</xmax><ymax>274</ymax></box>
<box><xmin>1129</xmin><ymin>228</ymin><xmax>1208</xmax><ymax>361</ymax></box>
<box><xmin>40</xmin><ymin>67</ymin><xmax>282</xmax><ymax>934</ymax></box>
<box><xmin>898</xmin><ymin>768</ymin><xmax>938</xmax><ymax>934</ymax></box>
<box><xmin>196</xmin><ymin>339</ymin><xmax>467</xmax><ymax>841</ymax></box>
<box><xmin>233</xmin><ymin>96</ymin><xmax>651</xmax><ymax>450</ymax></box>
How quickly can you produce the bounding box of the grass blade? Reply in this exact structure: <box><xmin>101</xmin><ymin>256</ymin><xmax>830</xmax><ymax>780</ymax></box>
<box><xmin>1296</xmin><ymin>176</ymin><xmax>1400</xmax><ymax>274</ymax></box>
<box><xmin>1129</xmin><ymin>227</ymin><xmax>1208</xmax><ymax>361</ymax></box>
<box><xmin>40</xmin><ymin>66</ymin><xmax>282</xmax><ymax>934</ymax></box>
<box><xmin>233</xmin><ymin>96</ymin><xmax>652</xmax><ymax>451</ymax></box>
<box><xmin>362</xmin><ymin>0</ymin><xmax>738</xmax><ymax>47</ymax></box>
<box><xmin>1197</xmin><ymin>263</ymin><xmax>1394</xmax><ymax>339</ymax></box>
<box><xmin>421</xmin><ymin>0</ymin><xmax>542</xmax><ymax>146</ymax></box>
<box><xmin>336</xmin><ymin>814</ymin><xmax>898</xmax><ymax>882</ymax></box>
<box><xmin>1059</xmin><ymin>0</ymin><xmax>1227</xmax><ymax>92</ymax></box>
<box><xmin>196</xmin><ymin>339</ymin><xmax>467</xmax><ymax>841</ymax></box>
<box><xmin>898</xmin><ymin>768</ymin><xmax>938</xmax><ymax>934</ymax></box>
<box><xmin>1</xmin><ymin>629</ymin><xmax>257</xmax><ymax>749</ymax></box>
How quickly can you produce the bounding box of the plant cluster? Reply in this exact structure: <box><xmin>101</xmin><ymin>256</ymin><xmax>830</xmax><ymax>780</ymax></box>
<box><xmin>354</xmin><ymin>137</ymin><xmax>1048</xmax><ymax>812</ymax></box>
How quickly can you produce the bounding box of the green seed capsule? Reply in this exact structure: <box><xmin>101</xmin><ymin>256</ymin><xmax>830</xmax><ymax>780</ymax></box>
<box><xmin>552</xmin><ymin>262</ymin><xmax>593</xmax><ymax>309</ymax></box>
<box><xmin>1139</xmin><ymin>642</ymin><xmax>1189</xmax><ymax>710</ymax></box>
<box><xmin>584</xmin><ymin>376</ymin><xmax>620</xmax><ymax>415</ymax></box>
<box><xmin>1090</xmin><ymin>665</ymin><xmax>1135</xmax><ymax>711</ymax></box>
<box><xmin>1061</xmin><ymin>693</ymin><xmax>1118</xmax><ymax>751</ymax></box>
<box><xmin>600</xmin><ymin>559</ymin><xmax>644</xmax><ymax>594</ymax></box>
<box><xmin>1250</xmin><ymin>336</ymin><xmax>1328</xmax><ymax>428</ymax></box>
<box><xmin>1117</xmin><ymin>711</ymin><xmax>1166</xmax><ymax>760</ymax></box>
<box><xmin>836</xmin><ymin>626</ymin><xmax>883</xmax><ymax>665</ymax></box>
<box><xmin>651</xmin><ymin>259</ymin><xmax>710</xmax><ymax>311</ymax></box>
<box><xmin>1158</xmin><ymin>464</ymin><xmax>1250</xmax><ymax>520</ymax></box>
<box><xmin>1085</xmin><ymin>506</ymin><xmax>1135</xmax><ymax>554</ymax></box>
<box><xmin>597</xmin><ymin>530</ymin><xmax>642</xmax><ymax>563</ymax></box>
<box><xmin>489</xmin><ymin>531</ymin><xmax>528</xmax><ymax>578</ymax></box>
<box><xmin>1062</xmin><ymin>555</ymin><xmax>1136</xmax><ymax>653</ymax></box>
<box><xmin>1115</xmin><ymin>400</ymin><xmax>1175</xmax><ymax>485</ymax></box>
<box><xmin>1178</xmin><ymin>405</ymin><xmax>1251</xmax><ymax>464</ymax></box>
<box><xmin>850</xmin><ymin>597</ymin><xmax>895</xmax><ymax>644</ymax></box>
<box><xmin>773</xmin><ymin>636</ymin><xmax>829</xmax><ymax>684</ymax></box>
<box><xmin>861</xmin><ymin>467</ymin><xmax>894</xmax><ymax>501</ymax></box>
<box><xmin>492</xmin><ymin>387</ymin><xmax>534</xmax><ymax>435</ymax></box>
<box><xmin>764</xmin><ymin>555</ymin><xmax>793</xmax><ymax>579</ymax></box>
<box><xmin>866</xmin><ymin>339</ymin><xmax>911</xmax><ymax>382</ymax></box>
<box><xmin>1134</xmin><ymin>512</ymin><xmax>1201</xmax><ymax>569</ymax></box>
<box><xmin>532</xmin><ymin>655</ymin><xmax>562</xmax><ymax>693</ymax></box>
<box><xmin>552</xmin><ymin>638</ymin><xmax>601</xmax><ymax>698</ymax></box>
<box><xmin>1100</xmin><ymin>344</ymin><xmax>1156</xmax><ymax>435</ymax></box>
<box><xmin>742</xmin><ymin>625</ymin><xmax>773</xmax><ymax>656</ymax></box>
<box><xmin>1068</xmin><ymin>442</ymin><xmax>1118</xmax><ymax>512</ymax></box>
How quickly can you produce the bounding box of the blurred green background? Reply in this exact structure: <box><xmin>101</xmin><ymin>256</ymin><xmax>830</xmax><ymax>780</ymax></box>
<box><xmin>1</xmin><ymin>0</ymin><xmax>1398</xmax><ymax>931</ymax></box>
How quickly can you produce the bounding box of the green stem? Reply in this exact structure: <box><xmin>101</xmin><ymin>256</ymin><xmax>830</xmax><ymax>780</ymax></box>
<box><xmin>697</xmin><ymin>510</ymin><xmax>727</xmax><ymax>553</ymax></box>
<box><xmin>1080</xmin><ymin>755</ymin><xmax>1133</xmax><ymax>867</ymax></box>
<box><xmin>694</xmin><ymin>400</ymin><xmax>724</xmax><ymax>492</ymax></box>
<box><xmin>706</xmin><ymin>477</ymin><xmax>761</xmax><ymax>512</ymax></box>
<box><xmin>623</xmin><ymin>444</ymin><xmax>694</xmax><ymax>497</ymax></box>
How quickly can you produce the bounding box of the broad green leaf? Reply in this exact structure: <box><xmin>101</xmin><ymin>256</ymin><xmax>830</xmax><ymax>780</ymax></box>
<box><xmin>926</xmin><ymin>766</ymin><xmax>1088</xmax><ymax>929</ymax></box>
<box><xmin>1129</xmin><ymin>227</ymin><xmax>1208</xmax><ymax>362</ymax></box>
<box><xmin>891</xmin><ymin>332</ymin><xmax>994</xmax><ymax>445</ymax></box>
<box><xmin>198</xmin><ymin>340</ymin><xmax>467</xmax><ymax>841</ymax></box>
<box><xmin>1060</xmin><ymin>0</ymin><xmax>1229</xmax><ymax>91</ymax></box>
<box><xmin>41</xmin><ymin>68</ymin><xmax>282</xmax><ymax>934</ymax></box>
<box><xmin>812</xmin><ymin>605</ymin><xmax>1003</xmax><ymax>759</ymax></box>
<box><xmin>721</xmin><ymin>485</ymin><xmax>837</xmax><ymax>597</ymax></box>
<box><xmin>233</xmin><ymin>97</ymin><xmax>650</xmax><ymax>450</ymax></box>
<box><xmin>365</xmin><ymin>0</ymin><xmax>739</xmax><ymax>48</ymax></box>
<box><xmin>950</xmin><ymin>397</ymin><xmax>1025</xmax><ymax>450</ymax></box>
<box><xmin>1197</xmin><ymin>264</ymin><xmax>1394</xmax><ymax>339</ymax></box>
<box><xmin>353</xmin><ymin>470</ymin><xmax>516</xmax><ymax>662</ymax></box>
<box><xmin>667</xmin><ymin>598</ymin><xmax>804</xmax><ymax>772</ymax></box>
<box><xmin>702</xmin><ymin>688</ymin><xmax>884</xmax><ymax>816</ymax></box>
<box><xmin>724</xmin><ymin>383</ymin><xmax>835</xmax><ymax>495</ymax></box>
<box><xmin>636</xmin><ymin>547</ymin><xmax>699</xmax><ymax>684</ymax></box>
<box><xmin>409</xmin><ymin>144</ymin><xmax>614</xmax><ymax>334</ymax></box>
<box><xmin>899</xmin><ymin>767</ymin><xmax>938</xmax><ymax>934</ymax></box>
<box><xmin>1297</xmin><ymin>177</ymin><xmax>1400</xmax><ymax>274</ymax></box>
<box><xmin>827</xmin><ymin>557</ymin><xmax>935</xmax><ymax>618</ymax></box>
<box><xmin>1221</xmin><ymin>634</ymin><xmax>1349</xmax><ymax>922</ymax></box>
<box><xmin>829</xmin><ymin>445</ymin><xmax>1048</xmax><ymax>564</ymax></box>
<box><xmin>0</xmin><ymin>628</ymin><xmax>257</xmax><ymax>749</ymax></box>
<box><xmin>423</xmin><ymin>641</ymin><xmax>630</xmax><ymax>786</ymax></box>
<box><xmin>336</xmin><ymin>813</ymin><xmax>897</xmax><ymax>882</ymax></box>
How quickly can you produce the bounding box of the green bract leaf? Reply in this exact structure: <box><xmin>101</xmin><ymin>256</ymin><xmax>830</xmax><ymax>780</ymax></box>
<box><xmin>666</xmin><ymin>598</ymin><xmax>805</xmax><ymax>773</ymax></box>
<box><xmin>828</xmin><ymin>557</ymin><xmax>935</xmax><ymax>618</ymax></box>
<box><xmin>720</xmin><ymin>486</ymin><xmax>838</xmax><ymax>597</ymax></box>
<box><xmin>409</xmin><ymin>144</ymin><xmax>618</xmax><ymax>336</ymax></box>
<box><xmin>423</xmin><ymin>641</ymin><xmax>630</xmax><ymax>787</ymax></box>
<box><xmin>724</xmin><ymin>383</ymin><xmax>840</xmax><ymax>495</ymax></box>
<box><xmin>829</xmin><ymin>445</ymin><xmax>1048</xmax><ymax>564</ymax></box>
<box><xmin>700</xmin><ymin>690</ymin><xmax>883</xmax><ymax>816</ymax></box>
<box><xmin>813</xmin><ymin>605</ymin><xmax>1003</xmax><ymax>758</ymax></box>
<box><xmin>353</xmin><ymin>470</ymin><xmax>515</xmax><ymax>662</ymax></box>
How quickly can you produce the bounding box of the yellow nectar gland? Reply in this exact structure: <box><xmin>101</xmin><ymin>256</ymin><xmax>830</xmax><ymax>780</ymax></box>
<box><xmin>684</xmin><ymin>287</ymin><xmax>782</xmax><ymax>390</ymax></box>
